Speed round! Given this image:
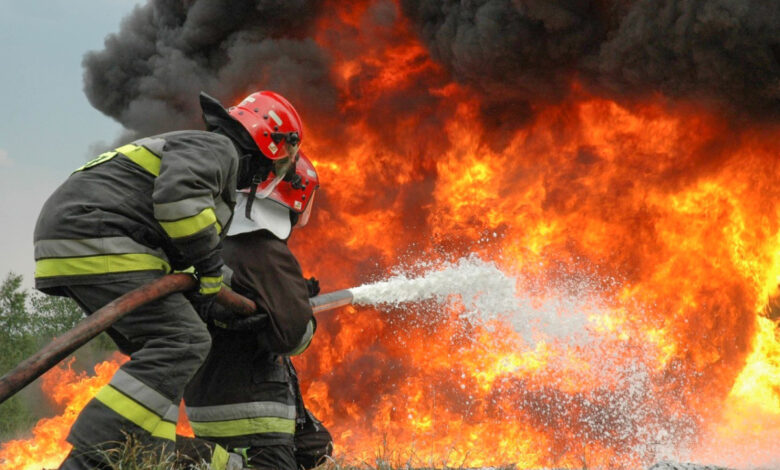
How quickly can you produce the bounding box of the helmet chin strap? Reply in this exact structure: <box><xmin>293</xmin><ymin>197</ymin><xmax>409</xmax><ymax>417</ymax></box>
<box><xmin>245</xmin><ymin>174</ymin><xmax>261</xmax><ymax>220</ymax></box>
<box><xmin>244</xmin><ymin>171</ymin><xmax>284</xmax><ymax>220</ymax></box>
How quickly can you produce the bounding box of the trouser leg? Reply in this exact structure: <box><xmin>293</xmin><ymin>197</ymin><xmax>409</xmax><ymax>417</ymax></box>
<box><xmin>294</xmin><ymin>408</ymin><xmax>333</xmax><ymax>469</ymax></box>
<box><xmin>286</xmin><ymin>359</ymin><xmax>333</xmax><ymax>469</ymax></box>
<box><xmin>245</xmin><ymin>445</ymin><xmax>297</xmax><ymax>470</ymax></box>
<box><xmin>57</xmin><ymin>276</ymin><xmax>211</xmax><ymax>469</ymax></box>
<box><xmin>58</xmin><ymin>448</ymin><xmax>103</xmax><ymax>470</ymax></box>
<box><xmin>176</xmin><ymin>436</ymin><xmax>243</xmax><ymax>470</ymax></box>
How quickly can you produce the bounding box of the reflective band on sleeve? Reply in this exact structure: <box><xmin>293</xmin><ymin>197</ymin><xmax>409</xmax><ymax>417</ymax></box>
<box><xmin>34</xmin><ymin>237</ymin><xmax>168</xmax><ymax>260</ymax></box>
<box><xmin>186</xmin><ymin>401</ymin><xmax>296</xmax><ymax>422</ymax></box>
<box><xmin>116</xmin><ymin>144</ymin><xmax>162</xmax><ymax>176</ymax></box>
<box><xmin>35</xmin><ymin>253</ymin><xmax>170</xmax><ymax>278</ymax></box>
<box><xmin>199</xmin><ymin>275</ymin><xmax>223</xmax><ymax>295</ymax></box>
<box><xmin>154</xmin><ymin>195</ymin><xmax>215</xmax><ymax>221</ymax></box>
<box><xmin>189</xmin><ymin>416</ymin><xmax>295</xmax><ymax>438</ymax></box>
<box><xmin>94</xmin><ymin>385</ymin><xmax>176</xmax><ymax>441</ymax></box>
<box><xmin>159</xmin><ymin>207</ymin><xmax>218</xmax><ymax>239</ymax></box>
<box><xmin>210</xmin><ymin>445</ymin><xmax>229</xmax><ymax>470</ymax></box>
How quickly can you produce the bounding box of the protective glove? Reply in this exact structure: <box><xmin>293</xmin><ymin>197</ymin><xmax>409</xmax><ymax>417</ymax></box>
<box><xmin>305</xmin><ymin>276</ymin><xmax>320</xmax><ymax>298</ymax></box>
<box><xmin>207</xmin><ymin>306</ymin><xmax>268</xmax><ymax>331</ymax></box>
<box><xmin>224</xmin><ymin>312</ymin><xmax>269</xmax><ymax>331</ymax></box>
<box><xmin>205</xmin><ymin>289</ymin><xmax>269</xmax><ymax>331</ymax></box>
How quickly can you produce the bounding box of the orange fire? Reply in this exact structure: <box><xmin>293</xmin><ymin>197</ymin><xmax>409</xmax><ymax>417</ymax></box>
<box><xmin>292</xmin><ymin>1</ymin><xmax>780</xmax><ymax>467</ymax></box>
<box><xmin>4</xmin><ymin>0</ymin><xmax>780</xmax><ymax>468</ymax></box>
<box><xmin>0</xmin><ymin>354</ymin><xmax>126</xmax><ymax>470</ymax></box>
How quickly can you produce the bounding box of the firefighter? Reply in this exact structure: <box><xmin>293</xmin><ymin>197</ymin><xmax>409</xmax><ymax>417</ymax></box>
<box><xmin>180</xmin><ymin>151</ymin><xmax>333</xmax><ymax>470</ymax></box>
<box><xmin>33</xmin><ymin>90</ymin><xmax>304</xmax><ymax>470</ymax></box>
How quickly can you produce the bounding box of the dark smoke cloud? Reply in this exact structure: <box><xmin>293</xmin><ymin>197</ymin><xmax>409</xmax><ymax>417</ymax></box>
<box><xmin>401</xmin><ymin>0</ymin><xmax>780</xmax><ymax>121</ymax></box>
<box><xmin>595</xmin><ymin>0</ymin><xmax>780</xmax><ymax>117</ymax></box>
<box><xmin>84</xmin><ymin>0</ymin><xmax>780</xmax><ymax>141</ymax></box>
<box><xmin>401</xmin><ymin>0</ymin><xmax>607</xmax><ymax>102</ymax></box>
<box><xmin>83</xmin><ymin>0</ymin><xmax>337</xmax><ymax>138</ymax></box>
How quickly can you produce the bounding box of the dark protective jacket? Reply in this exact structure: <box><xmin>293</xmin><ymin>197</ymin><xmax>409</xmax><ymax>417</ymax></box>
<box><xmin>184</xmin><ymin>229</ymin><xmax>315</xmax><ymax>449</ymax></box>
<box><xmin>33</xmin><ymin>131</ymin><xmax>238</xmax><ymax>293</ymax></box>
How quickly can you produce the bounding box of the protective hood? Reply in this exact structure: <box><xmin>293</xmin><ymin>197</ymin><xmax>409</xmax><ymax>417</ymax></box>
<box><xmin>228</xmin><ymin>192</ymin><xmax>292</xmax><ymax>240</ymax></box>
<box><xmin>200</xmin><ymin>92</ymin><xmax>270</xmax><ymax>189</ymax></box>
<box><xmin>200</xmin><ymin>92</ymin><xmax>258</xmax><ymax>155</ymax></box>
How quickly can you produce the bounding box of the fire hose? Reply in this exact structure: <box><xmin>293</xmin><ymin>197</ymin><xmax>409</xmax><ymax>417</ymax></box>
<box><xmin>0</xmin><ymin>273</ymin><xmax>354</xmax><ymax>405</ymax></box>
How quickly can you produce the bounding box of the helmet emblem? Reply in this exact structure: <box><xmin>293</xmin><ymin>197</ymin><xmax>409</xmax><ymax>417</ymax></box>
<box><xmin>268</xmin><ymin>142</ymin><xmax>279</xmax><ymax>154</ymax></box>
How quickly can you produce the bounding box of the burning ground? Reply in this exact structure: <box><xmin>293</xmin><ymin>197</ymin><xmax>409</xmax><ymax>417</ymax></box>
<box><xmin>2</xmin><ymin>0</ymin><xmax>780</xmax><ymax>468</ymax></box>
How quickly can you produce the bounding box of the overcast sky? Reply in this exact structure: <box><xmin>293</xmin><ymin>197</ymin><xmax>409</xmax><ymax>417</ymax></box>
<box><xmin>0</xmin><ymin>0</ymin><xmax>143</xmax><ymax>288</ymax></box>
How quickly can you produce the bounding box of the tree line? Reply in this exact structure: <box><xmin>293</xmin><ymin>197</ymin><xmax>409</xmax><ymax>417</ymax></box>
<box><xmin>0</xmin><ymin>272</ymin><xmax>115</xmax><ymax>441</ymax></box>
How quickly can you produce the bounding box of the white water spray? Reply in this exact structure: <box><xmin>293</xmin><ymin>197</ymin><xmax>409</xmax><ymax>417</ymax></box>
<box><xmin>351</xmin><ymin>255</ymin><xmax>519</xmax><ymax>320</ymax></box>
<box><xmin>347</xmin><ymin>254</ymin><xmax>709</xmax><ymax>465</ymax></box>
<box><xmin>349</xmin><ymin>254</ymin><xmax>597</xmax><ymax>344</ymax></box>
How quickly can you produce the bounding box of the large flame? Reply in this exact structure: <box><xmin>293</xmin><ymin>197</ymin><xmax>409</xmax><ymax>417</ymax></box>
<box><xmin>291</xmin><ymin>1</ymin><xmax>780</xmax><ymax>467</ymax></box>
<box><xmin>0</xmin><ymin>355</ymin><xmax>126</xmax><ymax>470</ymax></box>
<box><xmin>3</xmin><ymin>0</ymin><xmax>780</xmax><ymax>468</ymax></box>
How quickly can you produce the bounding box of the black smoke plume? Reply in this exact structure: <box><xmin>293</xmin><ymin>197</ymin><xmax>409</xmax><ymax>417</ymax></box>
<box><xmin>83</xmin><ymin>0</ymin><xmax>336</xmax><ymax>138</ymax></box>
<box><xmin>84</xmin><ymin>0</ymin><xmax>780</xmax><ymax>139</ymax></box>
<box><xmin>401</xmin><ymin>0</ymin><xmax>780</xmax><ymax>121</ymax></box>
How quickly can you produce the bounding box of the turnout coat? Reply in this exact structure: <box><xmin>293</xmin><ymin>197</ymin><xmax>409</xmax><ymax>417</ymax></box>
<box><xmin>34</xmin><ymin>130</ymin><xmax>238</xmax><ymax>293</ymax></box>
<box><xmin>184</xmin><ymin>226</ymin><xmax>315</xmax><ymax>449</ymax></box>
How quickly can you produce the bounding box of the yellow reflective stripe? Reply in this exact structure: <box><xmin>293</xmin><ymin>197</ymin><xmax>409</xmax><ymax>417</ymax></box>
<box><xmin>150</xmin><ymin>420</ymin><xmax>177</xmax><ymax>440</ymax></box>
<box><xmin>35</xmin><ymin>253</ymin><xmax>171</xmax><ymax>278</ymax></box>
<box><xmin>199</xmin><ymin>286</ymin><xmax>221</xmax><ymax>295</ymax></box>
<box><xmin>190</xmin><ymin>416</ymin><xmax>295</xmax><ymax>438</ymax></box>
<box><xmin>199</xmin><ymin>275</ymin><xmax>223</xmax><ymax>295</ymax></box>
<box><xmin>210</xmin><ymin>445</ymin><xmax>229</xmax><ymax>470</ymax></box>
<box><xmin>159</xmin><ymin>207</ymin><xmax>217</xmax><ymax>239</ymax></box>
<box><xmin>74</xmin><ymin>151</ymin><xmax>118</xmax><ymax>172</ymax></box>
<box><xmin>116</xmin><ymin>144</ymin><xmax>161</xmax><ymax>176</ymax></box>
<box><xmin>94</xmin><ymin>386</ymin><xmax>175</xmax><ymax>441</ymax></box>
<box><xmin>200</xmin><ymin>275</ymin><xmax>222</xmax><ymax>294</ymax></box>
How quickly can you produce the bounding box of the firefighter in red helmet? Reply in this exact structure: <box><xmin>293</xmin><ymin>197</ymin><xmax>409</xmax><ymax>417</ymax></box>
<box><xmin>33</xmin><ymin>90</ymin><xmax>304</xmax><ymax>470</ymax></box>
<box><xmin>179</xmin><ymin>151</ymin><xmax>333</xmax><ymax>470</ymax></box>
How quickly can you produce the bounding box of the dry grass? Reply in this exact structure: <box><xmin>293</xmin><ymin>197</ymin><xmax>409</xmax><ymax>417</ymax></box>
<box><xmin>83</xmin><ymin>434</ymin><xmax>207</xmax><ymax>470</ymax></box>
<box><xmin>311</xmin><ymin>458</ymin><xmax>518</xmax><ymax>470</ymax></box>
<box><xmin>90</xmin><ymin>435</ymin><xmax>577</xmax><ymax>470</ymax></box>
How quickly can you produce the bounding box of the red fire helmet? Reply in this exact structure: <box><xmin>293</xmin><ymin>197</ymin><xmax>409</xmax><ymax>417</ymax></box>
<box><xmin>228</xmin><ymin>91</ymin><xmax>303</xmax><ymax>160</ymax></box>
<box><xmin>256</xmin><ymin>150</ymin><xmax>320</xmax><ymax>227</ymax></box>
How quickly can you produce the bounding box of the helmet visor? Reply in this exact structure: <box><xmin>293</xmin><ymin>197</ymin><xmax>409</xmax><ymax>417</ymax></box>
<box><xmin>299</xmin><ymin>191</ymin><xmax>316</xmax><ymax>227</ymax></box>
<box><xmin>255</xmin><ymin>149</ymin><xmax>298</xmax><ymax>200</ymax></box>
<box><xmin>254</xmin><ymin>171</ymin><xmax>284</xmax><ymax>199</ymax></box>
